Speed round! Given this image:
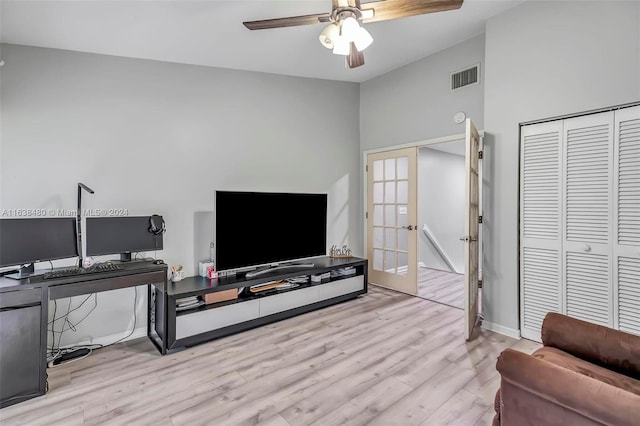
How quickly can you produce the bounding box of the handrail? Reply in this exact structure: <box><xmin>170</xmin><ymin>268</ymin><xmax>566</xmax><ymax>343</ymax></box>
<box><xmin>422</xmin><ymin>224</ymin><xmax>459</xmax><ymax>274</ymax></box>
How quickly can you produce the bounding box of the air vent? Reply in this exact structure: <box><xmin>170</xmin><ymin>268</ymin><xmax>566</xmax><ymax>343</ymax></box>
<box><xmin>451</xmin><ymin>64</ymin><xmax>479</xmax><ymax>90</ymax></box>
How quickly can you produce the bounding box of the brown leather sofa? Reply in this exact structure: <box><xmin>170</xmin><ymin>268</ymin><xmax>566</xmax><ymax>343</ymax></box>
<box><xmin>493</xmin><ymin>312</ymin><xmax>640</xmax><ymax>425</ymax></box>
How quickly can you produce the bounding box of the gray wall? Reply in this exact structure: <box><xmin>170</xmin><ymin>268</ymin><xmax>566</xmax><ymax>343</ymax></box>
<box><xmin>418</xmin><ymin>147</ymin><xmax>465</xmax><ymax>273</ymax></box>
<box><xmin>0</xmin><ymin>44</ymin><xmax>361</xmax><ymax>346</ymax></box>
<box><xmin>360</xmin><ymin>34</ymin><xmax>485</xmax><ymax>151</ymax></box>
<box><xmin>482</xmin><ymin>0</ymin><xmax>640</xmax><ymax>332</ymax></box>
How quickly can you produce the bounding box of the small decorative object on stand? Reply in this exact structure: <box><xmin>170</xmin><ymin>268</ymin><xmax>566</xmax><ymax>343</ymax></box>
<box><xmin>171</xmin><ymin>265</ymin><xmax>185</xmax><ymax>282</ymax></box>
<box><xmin>330</xmin><ymin>244</ymin><xmax>353</xmax><ymax>258</ymax></box>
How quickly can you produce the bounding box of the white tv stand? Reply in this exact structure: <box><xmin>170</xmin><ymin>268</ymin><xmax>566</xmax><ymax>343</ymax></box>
<box><xmin>149</xmin><ymin>256</ymin><xmax>368</xmax><ymax>353</ymax></box>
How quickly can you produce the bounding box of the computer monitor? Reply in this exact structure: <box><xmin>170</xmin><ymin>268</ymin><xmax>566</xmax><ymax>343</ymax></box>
<box><xmin>0</xmin><ymin>217</ymin><xmax>79</xmax><ymax>278</ymax></box>
<box><xmin>86</xmin><ymin>216</ymin><xmax>163</xmax><ymax>261</ymax></box>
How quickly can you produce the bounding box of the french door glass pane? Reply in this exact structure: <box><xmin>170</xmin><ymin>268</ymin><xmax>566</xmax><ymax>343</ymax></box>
<box><xmin>397</xmin><ymin>181</ymin><xmax>408</xmax><ymax>204</ymax></box>
<box><xmin>384</xmin><ymin>250</ymin><xmax>396</xmax><ymax>273</ymax></box>
<box><xmin>398</xmin><ymin>205</ymin><xmax>408</xmax><ymax>227</ymax></box>
<box><xmin>373</xmin><ymin>160</ymin><xmax>384</xmax><ymax>181</ymax></box>
<box><xmin>385</xmin><ymin>228</ymin><xmax>395</xmax><ymax>250</ymax></box>
<box><xmin>373</xmin><ymin>227</ymin><xmax>383</xmax><ymax>249</ymax></box>
<box><xmin>397</xmin><ymin>157</ymin><xmax>408</xmax><ymax>179</ymax></box>
<box><xmin>384</xmin><ymin>205</ymin><xmax>396</xmax><ymax>227</ymax></box>
<box><xmin>374</xmin><ymin>249</ymin><xmax>384</xmax><ymax>271</ymax></box>
<box><xmin>397</xmin><ymin>228</ymin><xmax>408</xmax><ymax>251</ymax></box>
<box><xmin>384</xmin><ymin>182</ymin><xmax>395</xmax><ymax>203</ymax></box>
<box><xmin>397</xmin><ymin>252</ymin><xmax>408</xmax><ymax>276</ymax></box>
<box><xmin>373</xmin><ymin>182</ymin><xmax>384</xmax><ymax>203</ymax></box>
<box><xmin>385</xmin><ymin>158</ymin><xmax>396</xmax><ymax>180</ymax></box>
<box><xmin>373</xmin><ymin>205</ymin><xmax>383</xmax><ymax>226</ymax></box>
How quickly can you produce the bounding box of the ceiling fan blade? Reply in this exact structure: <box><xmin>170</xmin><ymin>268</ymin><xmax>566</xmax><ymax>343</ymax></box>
<box><xmin>243</xmin><ymin>13</ymin><xmax>331</xmax><ymax>30</ymax></box>
<box><xmin>361</xmin><ymin>0</ymin><xmax>463</xmax><ymax>24</ymax></box>
<box><xmin>346</xmin><ymin>43</ymin><xmax>365</xmax><ymax>69</ymax></box>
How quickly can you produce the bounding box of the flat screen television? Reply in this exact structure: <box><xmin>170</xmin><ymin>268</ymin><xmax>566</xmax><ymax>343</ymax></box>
<box><xmin>215</xmin><ymin>190</ymin><xmax>327</xmax><ymax>274</ymax></box>
<box><xmin>0</xmin><ymin>217</ymin><xmax>79</xmax><ymax>278</ymax></box>
<box><xmin>86</xmin><ymin>216</ymin><xmax>163</xmax><ymax>261</ymax></box>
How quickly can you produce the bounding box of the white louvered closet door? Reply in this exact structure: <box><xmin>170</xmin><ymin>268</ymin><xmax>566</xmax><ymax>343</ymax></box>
<box><xmin>520</xmin><ymin>121</ymin><xmax>563</xmax><ymax>341</ymax></box>
<box><xmin>562</xmin><ymin>112</ymin><xmax>614</xmax><ymax>327</ymax></box>
<box><xmin>614</xmin><ymin>105</ymin><xmax>640</xmax><ymax>336</ymax></box>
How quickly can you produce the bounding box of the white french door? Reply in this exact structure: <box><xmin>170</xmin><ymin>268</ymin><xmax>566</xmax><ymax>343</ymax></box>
<box><xmin>366</xmin><ymin>147</ymin><xmax>418</xmax><ymax>295</ymax></box>
<box><xmin>464</xmin><ymin>119</ymin><xmax>481</xmax><ymax>341</ymax></box>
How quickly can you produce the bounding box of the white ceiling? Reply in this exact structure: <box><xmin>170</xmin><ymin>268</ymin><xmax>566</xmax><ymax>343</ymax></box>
<box><xmin>0</xmin><ymin>0</ymin><xmax>523</xmax><ymax>83</ymax></box>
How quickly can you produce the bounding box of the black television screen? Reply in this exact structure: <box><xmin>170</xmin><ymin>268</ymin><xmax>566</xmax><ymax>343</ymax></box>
<box><xmin>0</xmin><ymin>217</ymin><xmax>79</xmax><ymax>267</ymax></box>
<box><xmin>215</xmin><ymin>191</ymin><xmax>327</xmax><ymax>271</ymax></box>
<box><xmin>86</xmin><ymin>216</ymin><xmax>163</xmax><ymax>257</ymax></box>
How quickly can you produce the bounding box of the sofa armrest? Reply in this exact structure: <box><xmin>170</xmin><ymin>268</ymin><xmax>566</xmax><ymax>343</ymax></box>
<box><xmin>497</xmin><ymin>348</ymin><xmax>640</xmax><ymax>426</ymax></box>
<box><xmin>542</xmin><ymin>312</ymin><xmax>640</xmax><ymax>379</ymax></box>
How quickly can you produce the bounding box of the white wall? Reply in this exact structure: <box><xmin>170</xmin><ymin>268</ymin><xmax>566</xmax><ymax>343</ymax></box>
<box><xmin>360</xmin><ymin>34</ymin><xmax>485</xmax><ymax>150</ymax></box>
<box><xmin>418</xmin><ymin>146</ymin><xmax>465</xmax><ymax>273</ymax></box>
<box><xmin>0</xmin><ymin>44</ymin><xmax>361</xmax><ymax>347</ymax></box>
<box><xmin>482</xmin><ymin>0</ymin><xmax>640</xmax><ymax>334</ymax></box>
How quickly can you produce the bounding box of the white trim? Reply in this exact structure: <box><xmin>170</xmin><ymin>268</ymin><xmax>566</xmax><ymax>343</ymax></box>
<box><xmin>520</xmin><ymin>328</ymin><xmax>542</xmax><ymax>343</ymax></box>
<box><xmin>481</xmin><ymin>321</ymin><xmax>521</xmax><ymax>339</ymax></box>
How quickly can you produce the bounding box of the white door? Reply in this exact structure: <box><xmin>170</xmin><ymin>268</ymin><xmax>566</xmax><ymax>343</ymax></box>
<box><xmin>562</xmin><ymin>111</ymin><xmax>614</xmax><ymax>327</ymax></box>
<box><xmin>367</xmin><ymin>147</ymin><xmax>418</xmax><ymax>295</ymax></box>
<box><xmin>464</xmin><ymin>119</ymin><xmax>481</xmax><ymax>341</ymax></box>
<box><xmin>519</xmin><ymin>120</ymin><xmax>563</xmax><ymax>342</ymax></box>
<box><xmin>613</xmin><ymin>105</ymin><xmax>640</xmax><ymax>335</ymax></box>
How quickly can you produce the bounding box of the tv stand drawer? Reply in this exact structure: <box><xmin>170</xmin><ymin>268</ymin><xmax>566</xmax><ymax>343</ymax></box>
<box><xmin>259</xmin><ymin>286</ymin><xmax>318</xmax><ymax>317</ymax></box>
<box><xmin>318</xmin><ymin>277</ymin><xmax>364</xmax><ymax>299</ymax></box>
<box><xmin>175</xmin><ymin>299</ymin><xmax>259</xmax><ymax>340</ymax></box>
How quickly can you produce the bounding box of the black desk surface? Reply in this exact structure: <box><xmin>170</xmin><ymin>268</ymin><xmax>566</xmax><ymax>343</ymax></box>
<box><xmin>0</xmin><ymin>260</ymin><xmax>168</xmax><ymax>293</ymax></box>
<box><xmin>168</xmin><ymin>256</ymin><xmax>367</xmax><ymax>297</ymax></box>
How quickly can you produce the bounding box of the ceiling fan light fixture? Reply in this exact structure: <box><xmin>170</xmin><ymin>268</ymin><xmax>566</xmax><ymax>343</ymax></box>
<box><xmin>354</xmin><ymin>26</ymin><xmax>373</xmax><ymax>51</ymax></box>
<box><xmin>340</xmin><ymin>16</ymin><xmax>360</xmax><ymax>41</ymax></box>
<box><xmin>319</xmin><ymin>23</ymin><xmax>340</xmax><ymax>49</ymax></box>
<box><xmin>332</xmin><ymin>35</ymin><xmax>350</xmax><ymax>56</ymax></box>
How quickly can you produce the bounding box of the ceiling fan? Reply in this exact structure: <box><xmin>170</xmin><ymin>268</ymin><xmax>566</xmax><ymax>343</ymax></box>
<box><xmin>243</xmin><ymin>0</ymin><xmax>464</xmax><ymax>69</ymax></box>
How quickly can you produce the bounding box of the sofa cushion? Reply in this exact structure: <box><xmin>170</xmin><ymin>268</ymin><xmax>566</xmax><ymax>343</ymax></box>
<box><xmin>533</xmin><ymin>347</ymin><xmax>640</xmax><ymax>396</ymax></box>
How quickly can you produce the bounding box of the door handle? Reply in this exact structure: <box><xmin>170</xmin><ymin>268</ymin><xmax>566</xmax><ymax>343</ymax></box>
<box><xmin>460</xmin><ymin>236</ymin><xmax>478</xmax><ymax>242</ymax></box>
<box><xmin>403</xmin><ymin>225</ymin><xmax>414</xmax><ymax>231</ymax></box>
<box><xmin>583</xmin><ymin>244</ymin><xmax>591</xmax><ymax>252</ymax></box>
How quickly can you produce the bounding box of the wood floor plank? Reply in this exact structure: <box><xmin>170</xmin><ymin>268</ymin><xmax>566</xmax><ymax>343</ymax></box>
<box><xmin>417</xmin><ymin>267</ymin><xmax>464</xmax><ymax>309</ymax></box>
<box><xmin>366</xmin><ymin>362</ymin><xmax>478</xmax><ymax>426</ymax></box>
<box><xmin>310</xmin><ymin>377</ymin><xmax>414</xmax><ymax>426</ymax></box>
<box><xmin>420</xmin><ymin>389</ymin><xmax>490</xmax><ymax>426</ymax></box>
<box><xmin>0</xmin><ymin>285</ymin><xmax>539</xmax><ymax>426</ymax></box>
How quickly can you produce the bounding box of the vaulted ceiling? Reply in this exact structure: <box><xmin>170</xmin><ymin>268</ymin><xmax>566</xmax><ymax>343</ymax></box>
<box><xmin>1</xmin><ymin>0</ymin><xmax>524</xmax><ymax>82</ymax></box>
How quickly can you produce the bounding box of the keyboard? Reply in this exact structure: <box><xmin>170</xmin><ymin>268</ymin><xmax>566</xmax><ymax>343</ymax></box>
<box><xmin>43</xmin><ymin>263</ymin><xmax>124</xmax><ymax>280</ymax></box>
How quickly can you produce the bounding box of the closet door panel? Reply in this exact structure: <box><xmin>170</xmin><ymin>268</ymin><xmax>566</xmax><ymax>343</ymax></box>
<box><xmin>614</xmin><ymin>105</ymin><xmax>640</xmax><ymax>334</ymax></box>
<box><xmin>563</xmin><ymin>112</ymin><xmax>614</xmax><ymax>327</ymax></box>
<box><xmin>520</xmin><ymin>121</ymin><xmax>562</xmax><ymax>341</ymax></box>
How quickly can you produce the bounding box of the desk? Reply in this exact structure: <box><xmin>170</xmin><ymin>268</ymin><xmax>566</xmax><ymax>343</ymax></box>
<box><xmin>0</xmin><ymin>261</ymin><xmax>167</xmax><ymax>408</ymax></box>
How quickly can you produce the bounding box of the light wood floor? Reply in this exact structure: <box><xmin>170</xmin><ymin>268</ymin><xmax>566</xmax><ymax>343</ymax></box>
<box><xmin>0</xmin><ymin>286</ymin><xmax>540</xmax><ymax>426</ymax></box>
<box><xmin>417</xmin><ymin>267</ymin><xmax>464</xmax><ymax>309</ymax></box>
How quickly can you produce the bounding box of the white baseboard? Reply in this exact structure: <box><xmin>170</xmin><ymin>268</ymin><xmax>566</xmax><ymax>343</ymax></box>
<box><xmin>57</xmin><ymin>327</ymin><xmax>147</xmax><ymax>350</ymax></box>
<box><xmin>482</xmin><ymin>321</ymin><xmax>521</xmax><ymax>339</ymax></box>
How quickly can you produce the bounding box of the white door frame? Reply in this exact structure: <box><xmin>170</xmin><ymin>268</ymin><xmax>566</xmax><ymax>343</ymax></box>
<box><xmin>362</xmin><ymin>131</ymin><xmax>484</xmax><ymax>291</ymax></box>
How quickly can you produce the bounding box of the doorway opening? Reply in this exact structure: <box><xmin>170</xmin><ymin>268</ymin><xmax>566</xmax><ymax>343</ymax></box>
<box><xmin>417</xmin><ymin>141</ymin><xmax>466</xmax><ymax>309</ymax></box>
<box><xmin>365</xmin><ymin>119</ymin><xmax>482</xmax><ymax>340</ymax></box>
